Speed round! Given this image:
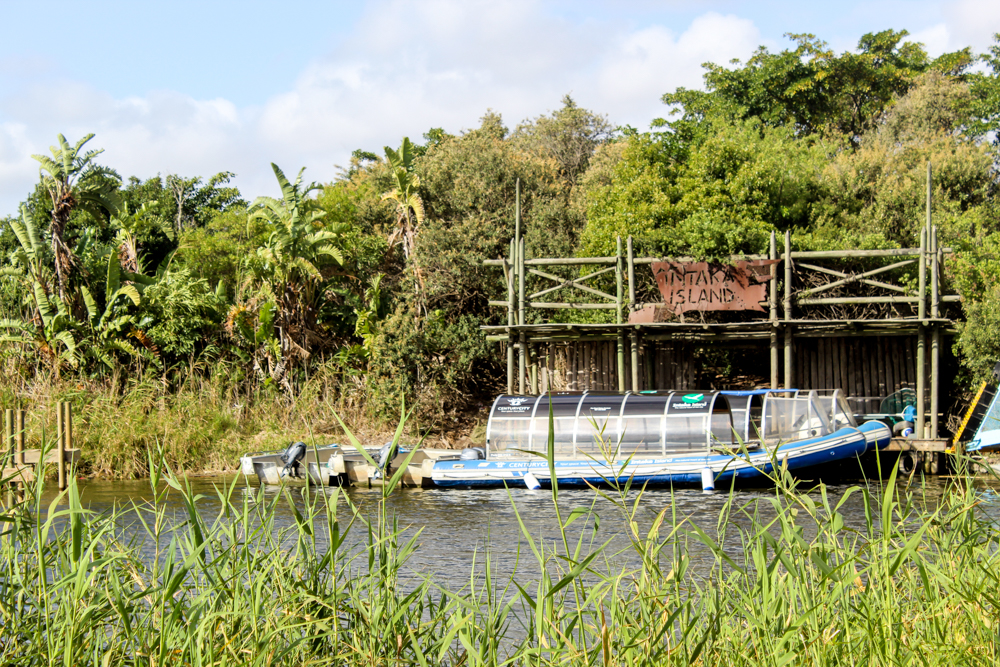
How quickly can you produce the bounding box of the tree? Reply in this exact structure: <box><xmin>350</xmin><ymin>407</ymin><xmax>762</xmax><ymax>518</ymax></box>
<box><xmin>381</xmin><ymin>137</ymin><xmax>426</xmax><ymax>278</ymax></box>
<box><xmin>969</xmin><ymin>34</ymin><xmax>1000</xmax><ymax>141</ymax></box>
<box><xmin>247</xmin><ymin>163</ymin><xmax>346</xmax><ymax>380</ymax></box>
<box><xmin>514</xmin><ymin>95</ymin><xmax>616</xmax><ymax>187</ymax></box>
<box><xmin>661</xmin><ymin>31</ymin><xmax>971</xmax><ymax>147</ymax></box>
<box><xmin>32</xmin><ymin>134</ymin><xmax>121</xmax><ymax>301</ymax></box>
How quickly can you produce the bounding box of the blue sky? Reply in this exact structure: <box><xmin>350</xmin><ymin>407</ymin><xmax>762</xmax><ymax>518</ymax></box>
<box><xmin>1</xmin><ymin>0</ymin><xmax>998</xmax><ymax>214</ymax></box>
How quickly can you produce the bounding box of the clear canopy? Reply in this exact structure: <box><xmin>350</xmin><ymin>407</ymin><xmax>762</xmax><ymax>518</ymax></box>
<box><xmin>485</xmin><ymin>390</ymin><xmax>856</xmax><ymax>458</ymax></box>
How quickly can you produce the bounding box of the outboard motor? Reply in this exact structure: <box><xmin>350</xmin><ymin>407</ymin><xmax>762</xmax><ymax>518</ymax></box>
<box><xmin>459</xmin><ymin>447</ymin><xmax>486</xmax><ymax>460</ymax></box>
<box><xmin>373</xmin><ymin>441</ymin><xmax>399</xmax><ymax>479</ymax></box>
<box><xmin>280</xmin><ymin>441</ymin><xmax>307</xmax><ymax>477</ymax></box>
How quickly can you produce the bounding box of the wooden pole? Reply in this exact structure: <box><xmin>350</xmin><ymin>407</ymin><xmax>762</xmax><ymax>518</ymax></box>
<box><xmin>507</xmin><ymin>238</ymin><xmax>515</xmax><ymax>394</ymax></box>
<box><xmin>3</xmin><ymin>411</ymin><xmax>11</xmax><ymax>486</ymax></box>
<box><xmin>627</xmin><ymin>236</ymin><xmax>636</xmax><ymax>316</ymax></box>
<box><xmin>783</xmin><ymin>230</ymin><xmax>793</xmax><ymax>388</ymax></box>
<box><xmin>769</xmin><ymin>231</ymin><xmax>779</xmax><ymax>389</ymax></box>
<box><xmin>630</xmin><ymin>331</ymin><xmax>640</xmax><ymax>392</ymax></box>
<box><xmin>617</xmin><ymin>236</ymin><xmax>625</xmax><ymax>392</ymax></box>
<box><xmin>916</xmin><ymin>227</ymin><xmax>927</xmax><ymax>438</ymax></box>
<box><xmin>518</xmin><ymin>235</ymin><xmax>526</xmax><ymax>395</ymax></box>
<box><xmin>929</xmin><ymin>164</ymin><xmax>939</xmax><ymax>437</ymax></box>
<box><xmin>56</xmin><ymin>402</ymin><xmax>64</xmax><ymax>488</ymax></box>
<box><xmin>16</xmin><ymin>410</ymin><xmax>24</xmax><ymax>467</ymax></box>
<box><xmin>58</xmin><ymin>402</ymin><xmax>69</xmax><ymax>490</ymax></box>
<box><xmin>530</xmin><ymin>344</ymin><xmax>538</xmax><ymax>394</ymax></box>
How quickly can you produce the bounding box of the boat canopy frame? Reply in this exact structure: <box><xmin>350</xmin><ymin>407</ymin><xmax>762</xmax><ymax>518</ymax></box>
<box><xmin>484</xmin><ymin>389</ymin><xmax>856</xmax><ymax>458</ymax></box>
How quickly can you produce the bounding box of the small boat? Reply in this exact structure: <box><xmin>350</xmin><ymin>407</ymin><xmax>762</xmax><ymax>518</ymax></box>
<box><xmin>240</xmin><ymin>442</ymin><xmax>462</xmax><ymax>488</ymax></box>
<box><xmin>430</xmin><ymin>390</ymin><xmax>891</xmax><ymax>489</ymax></box>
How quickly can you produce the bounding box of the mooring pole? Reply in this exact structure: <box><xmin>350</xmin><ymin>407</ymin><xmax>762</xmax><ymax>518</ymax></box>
<box><xmin>616</xmin><ymin>236</ymin><xmax>625</xmax><ymax>392</ymax></box>
<box><xmin>16</xmin><ymin>409</ymin><xmax>24</xmax><ymax>467</ymax></box>
<box><xmin>3</xmin><ymin>412</ymin><xmax>11</xmax><ymax>508</ymax></box>
<box><xmin>783</xmin><ymin>230</ymin><xmax>793</xmax><ymax>389</ymax></box>
<box><xmin>627</xmin><ymin>237</ymin><xmax>638</xmax><ymax>392</ymax></box>
<box><xmin>518</xmin><ymin>240</ymin><xmax>526</xmax><ymax>395</ymax></box>
<box><xmin>507</xmin><ymin>238</ymin><xmax>515</xmax><ymax>394</ymax></box>
<box><xmin>928</xmin><ymin>162</ymin><xmax>939</xmax><ymax>439</ymax></box>
<box><xmin>916</xmin><ymin>227</ymin><xmax>927</xmax><ymax>439</ymax></box>
<box><xmin>769</xmin><ymin>231</ymin><xmax>779</xmax><ymax>389</ymax></box>
<box><xmin>515</xmin><ymin>180</ymin><xmax>526</xmax><ymax>394</ymax></box>
<box><xmin>58</xmin><ymin>402</ymin><xmax>69</xmax><ymax>491</ymax></box>
<box><xmin>3</xmin><ymin>410</ymin><xmax>12</xmax><ymax>486</ymax></box>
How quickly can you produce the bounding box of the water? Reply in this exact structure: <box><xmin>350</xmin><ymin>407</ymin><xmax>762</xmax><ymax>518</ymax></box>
<box><xmin>29</xmin><ymin>473</ymin><xmax>1000</xmax><ymax>591</ymax></box>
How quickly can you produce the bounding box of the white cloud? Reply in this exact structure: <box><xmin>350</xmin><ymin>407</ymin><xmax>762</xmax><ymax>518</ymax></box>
<box><xmin>594</xmin><ymin>12</ymin><xmax>761</xmax><ymax>120</ymax></box>
<box><xmin>0</xmin><ymin>1</ymin><xmax>764</xmax><ymax>212</ymax></box>
<box><xmin>945</xmin><ymin>0</ymin><xmax>1000</xmax><ymax>52</ymax></box>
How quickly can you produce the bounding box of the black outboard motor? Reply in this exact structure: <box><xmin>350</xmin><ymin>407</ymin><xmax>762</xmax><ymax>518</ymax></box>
<box><xmin>280</xmin><ymin>441</ymin><xmax>307</xmax><ymax>477</ymax></box>
<box><xmin>373</xmin><ymin>441</ymin><xmax>399</xmax><ymax>479</ymax></box>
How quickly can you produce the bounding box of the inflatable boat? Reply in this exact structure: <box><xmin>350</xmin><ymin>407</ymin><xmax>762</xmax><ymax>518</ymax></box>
<box><xmin>431</xmin><ymin>389</ymin><xmax>891</xmax><ymax>489</ymax></box>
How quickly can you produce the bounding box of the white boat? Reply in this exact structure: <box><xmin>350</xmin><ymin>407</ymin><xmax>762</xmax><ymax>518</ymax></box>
<box><xmin>431</xmin><ymin>389</ymin><xmax>891</xmax><ymax>489</ymax></box>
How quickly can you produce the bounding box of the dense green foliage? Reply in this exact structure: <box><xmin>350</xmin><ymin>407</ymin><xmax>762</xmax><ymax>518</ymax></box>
<box><xmin>3</xmin><ymin>30</ymin><xmax>1000</xmax><ymax>452</ymax></box>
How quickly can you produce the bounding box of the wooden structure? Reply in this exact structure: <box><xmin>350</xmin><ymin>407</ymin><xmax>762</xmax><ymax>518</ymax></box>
<box><xmin>3</xmin><ymin>402</ymin><xmax>80</xmax><ymax>499</ymax></box>
<box><xmin>485</xmin><ymin>168</ymin><xmax>958</xmax><ymax>442</ymax></box>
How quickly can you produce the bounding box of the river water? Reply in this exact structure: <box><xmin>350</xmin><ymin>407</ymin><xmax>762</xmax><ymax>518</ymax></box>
<box><xmin>28</xmin><ymin>472</ymin><xmax>1000</xmax><ymax>591</ymax></box>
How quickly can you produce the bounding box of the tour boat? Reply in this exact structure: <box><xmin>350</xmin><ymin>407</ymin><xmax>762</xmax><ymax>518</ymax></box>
<box><xmin>430</xmin><ymin>389</ymin><xmax>891</xmax><ymax>489</ymax></box>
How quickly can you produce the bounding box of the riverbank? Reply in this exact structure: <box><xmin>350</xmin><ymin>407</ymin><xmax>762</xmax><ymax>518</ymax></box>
<box><xmin>0</xmin><ymin>372</ymin><xmax>486</xmax><ymax>479</ymax></box>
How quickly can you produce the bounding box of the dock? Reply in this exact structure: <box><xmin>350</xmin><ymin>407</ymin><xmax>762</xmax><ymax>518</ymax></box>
<box><xmin>3</xmin><ymin>402</ymin><xmax>78</xmax><ymax>499</ymax></box>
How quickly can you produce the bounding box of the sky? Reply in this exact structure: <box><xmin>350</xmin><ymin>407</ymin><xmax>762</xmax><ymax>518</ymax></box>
<box><xmin>1</xmin><ymin>0</ymin><xmax>999</xmax><ymax>215</ymax></box>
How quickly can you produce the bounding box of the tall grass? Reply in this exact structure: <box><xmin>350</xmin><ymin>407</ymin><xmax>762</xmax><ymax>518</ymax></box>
<box><xmin>1</xmin><ymin>413</ymin><xmax>999</xmax><ymax>665</ymax></box>
<box><xmin>0</xmin><ymin>358</ymin><xmax>407</xmax><ymax>479</ymax></box>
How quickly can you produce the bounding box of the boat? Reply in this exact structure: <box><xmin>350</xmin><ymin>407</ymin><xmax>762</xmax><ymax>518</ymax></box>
<box><xmin>240</xmin><ymin>442</ymin><xmax>462</xmax><ymax>488</ymax></box>
<box><xmin>430</xmin><ymin>389</ymin><xmax>892</xmax><ymax>489</ymax></box>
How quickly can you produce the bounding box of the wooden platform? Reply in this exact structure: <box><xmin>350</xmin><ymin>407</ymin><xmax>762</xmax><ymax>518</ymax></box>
<box><xmin>19</xmin><ymin>448</ymin><xmax>82</xmax><ymax>465</ymax></box>
<box><xmin>1</xmin><ymin>466</ymin><xmax>34</xmax><ymax>483</ymax></box>
<box><xmin>882</xmin><ymin>438</ymin><xmax>949</xmax><ymax>452</ymax></box>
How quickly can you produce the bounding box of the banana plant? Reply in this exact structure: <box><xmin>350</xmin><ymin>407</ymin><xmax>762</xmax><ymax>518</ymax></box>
<box><xmin>80</xmin><ymin>252</ymin><xmax>149</xmax><ymax>369</ymax></box>
<box><xmin>1</xmin><ymin>278</ymin><xmax>83</xmax><ymax>371</ymax></box>
<box><xmin>32</xmin><ymin>133</ymin><xmax>121</xmax><ymax>301</ymax></box>
<box><xmin>0</xmin><ymin>206</ymin><xmax>81</xmax><ymax>370</ymax></box>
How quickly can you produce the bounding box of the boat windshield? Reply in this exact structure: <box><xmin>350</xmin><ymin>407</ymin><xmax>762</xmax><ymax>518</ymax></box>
<box><xmin>760</xmin><ymin>390</ymin><xmax>856</xmax><ymax>444</ymax></box>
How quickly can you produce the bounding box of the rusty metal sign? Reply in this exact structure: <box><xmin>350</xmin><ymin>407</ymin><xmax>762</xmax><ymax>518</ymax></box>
<box><xmin>630</xmin><ymin>260</ymin><xmax>778</xmax><ymax>322</ymax></box>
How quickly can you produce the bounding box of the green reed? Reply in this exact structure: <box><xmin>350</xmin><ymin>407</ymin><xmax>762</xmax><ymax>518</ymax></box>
<box><xmin>0</xmin><ymin>406</ymin><xmax>999</xmax><ymax>665</ymax></box>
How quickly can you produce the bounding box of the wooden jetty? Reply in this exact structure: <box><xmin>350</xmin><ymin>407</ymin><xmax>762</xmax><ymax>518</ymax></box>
<box><xmin>3</xmin><ymin>402</ymin><xmax>79</xmax><ymax>499</ymax></box>
<box><xmin>485</xmin><ymin>168</ymin><xmax>956</xmax><ymax>470</ymax></box>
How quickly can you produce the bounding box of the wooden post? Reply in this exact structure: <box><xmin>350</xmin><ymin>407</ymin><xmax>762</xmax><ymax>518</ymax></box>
<box><xmin>507</xmin><ymin>238</ymin><xmax>515</xmax><ymax>395</ymax></box>
<box><xmin>928</xmin><ymin>162</ymin><xmax>939</xmax><ymax>439</ymax></box>
<box><xmin>627</xmin><ymin>236</ymin><xmax>638</xmax><ymax>392</ymax></box>
<box><xmin>627</xmin><ymin>236</ymin><xmax>635</xmax><ymax>316</ymax></box>
<box><xmin>518</xmin><ymin>236</ymin><xmax>526</xmax><ymax>395</ymax></box>
<box><xmin>16</xmin><ymin>410</ymin><xmax>24</xmax><ymax>467</ymax></box>
<box><xmin>616</xmin><ymin>236</ymin><xmax>625</xmax><ymax>392</ymax></box>
<box><xmin>56</xmin><ymin>402</ymin><xmax>64</xmax><ymax>487</ymax></box>
<box><xmin>58</xmin><ymin>401</ymin><xmax>70</xmax><ymax>490</ymax></box>
<box><xmin>630</xmin><ymin>331</ymin><xmax>640</xmax><ymax>392</ymax></box>
<box><xmin>3</xmin><ymin>409</ymin><xmax>11</xmax><ymax>462</ymax></box>
<box><xmin>916</xmin><ymin>228</ymin><xmax>927</xmax><ymax>439</ymax></box>
<box><xmin>783</xmin><ymin>230</ymin><xmax>793</xmax><ymax>388</ymax></box>
<box><xmin>769</xmin><ymin>231</ymin><xmax>779</xmax><ymax>389</ymax></box>
<box><xmin>529</xmin><ymin>344</ymin><xmax>538</xmax><ymax>394</ymax></box>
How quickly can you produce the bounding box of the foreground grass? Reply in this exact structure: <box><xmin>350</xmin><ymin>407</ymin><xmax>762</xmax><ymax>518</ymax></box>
<box><xmin>1</xmin><ymin>423</ymin><xmax>999</xmax><ymax>666</ymax></box>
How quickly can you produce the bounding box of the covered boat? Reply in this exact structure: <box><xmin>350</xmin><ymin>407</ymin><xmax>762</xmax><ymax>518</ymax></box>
<box><xmin>431</xmin><ymin>389</ymin><xmax>891</xmax><ymax>488</ymax></box>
